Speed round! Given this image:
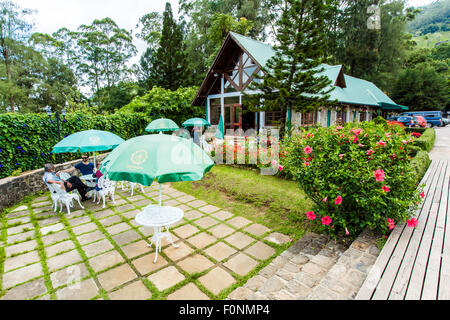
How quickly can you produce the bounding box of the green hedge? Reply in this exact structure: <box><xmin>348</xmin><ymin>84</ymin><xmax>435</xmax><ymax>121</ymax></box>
<box><xmin>413</xmin><ymin>128</ymin><xmax>436</xmax><ymax>152</ymax></box>
<box><xmin>411</xmin><ymin>150</ymin><xmax>431</xmax><ymax>183</ymax></box>
<box><xmin>0</xmin><ymin>111</ymin><xmax>150</xmax><ymax>179</ymax></box>
<box><xmin>405</xmin><ymin>127</ymin><xmax>427</xmax><ymax>134</ymax></box>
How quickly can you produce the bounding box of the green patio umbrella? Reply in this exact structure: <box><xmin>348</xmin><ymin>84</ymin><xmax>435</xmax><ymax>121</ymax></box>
<box><xmin>145</xmin><ymin>118</ymin><xmax>179</xmax><ymax>133</ymax></box>
<box><xmin>214</xmin><ymin>114</ymin><xmax>224</xmax><ymax>139</ymax></box>
<box><xmin>100</xmin><ymin>134</ymin><xmax>214</xmax><ymax>205</ymax></box>
<box><xmin>52</xmin><ymin>129</ymin><xmax>125</xmax><ymax>166</ymax></box>
<box><xmin>182</xmin><ymin>117</ymin><xmax>211</xmax><ymax>128</ymax></box>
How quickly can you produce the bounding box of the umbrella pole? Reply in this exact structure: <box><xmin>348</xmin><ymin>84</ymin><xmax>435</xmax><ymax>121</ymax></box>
<box><xmin>158</xmin><ymin>183</ymin><xmax>162</xmax><ymax>207</ymax></box>
<box><xmin>93</xmin><ymin>151</ymin><xmax>96</xmax><ymax>168</ymax></box>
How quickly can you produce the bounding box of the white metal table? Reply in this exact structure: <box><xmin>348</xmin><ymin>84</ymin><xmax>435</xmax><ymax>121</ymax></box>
<box><xmin>80</xmin><ymin>174</ymin><xmax>97</xmax><ymax>187</ymax></box>
<box><xmin>135</xmin><ymin>205</ymin><xmax>184</xmax><ymax>263</ymax></box>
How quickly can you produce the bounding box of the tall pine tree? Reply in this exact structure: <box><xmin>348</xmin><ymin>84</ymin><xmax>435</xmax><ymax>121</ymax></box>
<box><xmin>150</xmin><ymin>2</ymin><xmax>188</xmax><ymax>90</ymax></box>
<box><xmin>246</xmin><ymin>0</ymin><xmax>333</xmax><ymax>137</ymax></box>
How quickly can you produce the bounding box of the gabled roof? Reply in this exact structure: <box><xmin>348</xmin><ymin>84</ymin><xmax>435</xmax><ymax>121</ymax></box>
<box><xmin>192</xmin><ymin>32</ymin><xmax>406</xmax><ymax>110</ymax></box>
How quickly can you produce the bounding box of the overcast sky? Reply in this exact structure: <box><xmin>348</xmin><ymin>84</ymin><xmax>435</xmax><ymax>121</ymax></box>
<box><xmin>14</xmin><ymin>0</ymin><xmax>438</xmax><ymax>67</ymax></box>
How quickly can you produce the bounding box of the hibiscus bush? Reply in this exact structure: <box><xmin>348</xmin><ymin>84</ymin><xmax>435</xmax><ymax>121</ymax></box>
<box><xmin>281</xmin><ymin>121</ymin><xmax>425</xmax><ymax>238</ymax></box>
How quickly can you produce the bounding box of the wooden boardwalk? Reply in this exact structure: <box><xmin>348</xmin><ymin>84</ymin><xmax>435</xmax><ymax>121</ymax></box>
<box><xmin>356</xmin><ymin>159</ymin><xmax>450</xmax><ymax>300</ymax></box>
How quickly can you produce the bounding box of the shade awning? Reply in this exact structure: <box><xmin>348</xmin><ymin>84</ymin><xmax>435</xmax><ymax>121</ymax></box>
<box><xmin>378</xmin><ymin>102</ymin><xmax>409</xmax><ymax>111</ymax></box>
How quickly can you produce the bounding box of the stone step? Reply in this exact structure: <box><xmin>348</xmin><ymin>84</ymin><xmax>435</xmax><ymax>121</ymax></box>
<box><xmin>227</xmin><ymin>229</ymin><xmax>380</xmax><ymax>300</ymax></box>
<box><xmin>227</xmin><ymin>232</ymin><xmax>348</xmax><ymax>300</ymax></box>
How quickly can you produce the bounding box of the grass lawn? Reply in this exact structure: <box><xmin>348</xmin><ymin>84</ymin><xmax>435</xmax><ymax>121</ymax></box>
<box><xmin>172</xmin><ymin>165</ymin><xmax>316</xmax><ymax>241</ymax></box>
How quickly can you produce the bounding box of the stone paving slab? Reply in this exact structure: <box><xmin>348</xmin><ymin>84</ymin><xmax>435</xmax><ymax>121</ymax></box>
<box><xmin>167</xmin><ymin>283</ymin><xmax>210</xmax><ymax>300</ymax></box>
<box><xmin>0</xmin><ymin>183</ymin><xmax>290</xmax><ymax>300</ymax></box>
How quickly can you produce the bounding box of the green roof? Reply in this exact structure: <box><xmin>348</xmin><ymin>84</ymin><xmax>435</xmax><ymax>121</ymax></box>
<box><xmin>230</xmin><ymin>32</ymin><xmax>407</xmax><ymax>110</ymax></box>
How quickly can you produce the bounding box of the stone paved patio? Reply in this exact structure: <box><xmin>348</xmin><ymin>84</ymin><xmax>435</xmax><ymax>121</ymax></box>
<box><xmin>0</xmin><ymin>183</ymin><xmax>289</xmax><ymax>300</ymax></box>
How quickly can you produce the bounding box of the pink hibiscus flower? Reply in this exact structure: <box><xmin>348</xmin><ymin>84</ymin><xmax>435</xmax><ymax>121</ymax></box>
<box><xmin>407</xmin><ymin>218</ymin><xmax>418</xmax><ymax>228</ymax></box>
<box><xmin>304</xmin><ymin>146</ymin><xmax>313</xmax><ymax>154</ymax></box>
<box><xmin>353</xmin><ymin>135</ymin><xmax>359</xmax><ymax>143</ymax></box>
<box><xmin>382</xmin><ymin>185</ymin><xmax>390</xmax><ymax>192</ymax></box>
<box><xmin>420</xmin><ymin>191</ymin><xmax>425</xmax><ymax>198</ymax></box>
<box><xmin>278</xmin><ymin>165</ymin><xmax>284</xmax><ymax>172</ymax></box>
<box><xmin>352</xmin><ymin>128</ymin><xmax>363</xmax><ymax>136</ymax></box>
<box><xmin>366</xmin><ymin>149</ymin><xmax>374</xmax><ymax>156</ymax></box>
<box><xmin>374</xmin><ymin>169</ymin><xmax>385</xmax><ymax>182</ymax></box>
<box><xmin>322</xmin><ymin>197</ymin><xmax>328</xmax><ymax>202</ymax></box>
<box><xmin>306</xmin><ymin>211</ymin><xmax>316</xmax><ymax>220</ymax></box>
<box><xmin>321</xmin><ymin>216</ymin><xmax>332</xmax><ymax>225</ymax></box>
<box><xmin>304</xmin><ymin>162</ymin><xmax>309</xmax><ymax>167</ymax></box>
<box><xmin>376</xmin><ymin>140</ymin><xmax>386</xmax><ymax>146</ymax></box>
<box><xmin>345</xmin><ymin>228</ymin><xmax>350</xmax><ymax>236</ymax></box>
<box><xmin>339</xmin><ymin>154</ymin><xmax>345</xmax><ymax>159</ymax></box>
<box><xmin>335</xmin><ymin>195</ymin><xmax>343</xmax><ymax>205</ymax></box>
<box><xmin>387</xmin><ymin>218</ymin><xmax>395</xmax><ymax>230</ymax></box>
<box><xmin>336</xmin><ymin>126</ymin><xmax>344</xmax><ymax>130</ymax></box>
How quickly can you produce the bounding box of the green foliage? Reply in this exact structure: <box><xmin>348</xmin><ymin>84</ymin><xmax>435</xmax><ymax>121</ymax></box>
<box><xmin>281</xmin><ymin>121</ymin><xmax>424</xmax><ymax>238</ymax></box>
<box><xmin>120</xmin><ymin>86</ymin><xmax>203</xmax><ymax>125</ymax></box>
<box><xmin>149</xmin><ymin>2</ymin><xmax>189</xmax><ymax>90</ymax></box>
<box><xmin>408</xmin><ymin>0</ymin><xmax>450</xmax><ymax>36</ymax></box>
<box><xmin>246</xmin><ymin>0</ymin><xmax>332</xmax><ymax>137</ymax></box>
<box><xmin>0</xmin><ymin>111</ymin><xmax>149</xmax><ymax>179</ymax></box>
<box><xmin>410</xmin><ymin>150</ymin><xmax>431</xmax><ymax>183</ymax></box>
<box><xmin>391</xmin><ymin>62</ymin><xmax>449</xmax><ymax>111</ymax></box>
<box><xmin>372</xmin><ymin>116</ymin><xmax>387</xmax><ymax>126</ymax></box>
<box><xmin>413</xmin><ymin>128</ymin><xmax>436</xmax><ymax>152</ymax></box>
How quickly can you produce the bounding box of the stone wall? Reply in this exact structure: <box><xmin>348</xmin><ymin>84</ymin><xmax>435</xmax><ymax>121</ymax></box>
<box><xmin>0</xmin><ymin>153</ymin><xmax>109</xmax><ymax>212</ymax></box>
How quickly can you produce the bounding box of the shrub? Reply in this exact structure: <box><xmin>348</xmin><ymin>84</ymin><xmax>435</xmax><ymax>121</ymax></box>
<box><xmin>411</xmin><ymin>150</ymin><xmax>431</xmax><ymax>182</ymax></box>
<box><xmin>0</xmin><ymin>112</ymin><xmax>149</xmax><ymax>179</ymax></box>
<box><xmin>281</xmin><ymin>121</ymin><xmax>424</xmax><ymax>238</ymax></box>
<box><xmin>413</xmin><ymin>128</ymin><xmax>436</xmax><ymax>152</ymax></box>
<box><xmin>120</xmin><ymin>86</ymin><xmax>204</xmax><ymax>125</ymax></box>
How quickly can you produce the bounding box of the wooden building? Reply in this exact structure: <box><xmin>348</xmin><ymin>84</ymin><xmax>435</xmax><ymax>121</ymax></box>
<box><xmin>191</xmin><ymin>32</ymin><xmax>407</xmax><ymax>132</ymax></box>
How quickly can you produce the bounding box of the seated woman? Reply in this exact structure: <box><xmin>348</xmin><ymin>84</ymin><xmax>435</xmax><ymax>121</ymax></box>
<box><xmin>93</xmin><ymin>162</ymin><xmax>103</xmax><ymax>192</ymax></box>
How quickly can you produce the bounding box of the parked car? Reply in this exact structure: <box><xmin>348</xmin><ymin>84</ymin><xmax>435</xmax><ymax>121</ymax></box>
<box><xmin>402</xmin><ymin>111</ymin><xmax>443</xmax><ymax>127</ymax></box>
<box><xmin>414</xmin><ymin>115</ymin><xmax>427</xmax><ymax>128</ymax></box>
<box><xmin>395</xmin><ymin>116</ymin><xmax>420</xmax><ymax>127</ymax></box>
<box><xmin>442</xmin><ymin>118</ymin><xmax>450</xmax><ymax>126</ymax></box>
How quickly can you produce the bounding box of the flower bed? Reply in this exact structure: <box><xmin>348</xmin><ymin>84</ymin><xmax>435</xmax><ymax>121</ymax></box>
<box><xmin>281</xmin><ymin>121</ymin><xmax>425</xmax><ymax>238</ymax></box>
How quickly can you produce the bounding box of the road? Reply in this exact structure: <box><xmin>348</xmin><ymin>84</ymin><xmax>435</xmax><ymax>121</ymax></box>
<box><xmin>429</xmin><ymin>125</ymin><xmax>450</xmax><ymax>161</ymax></box>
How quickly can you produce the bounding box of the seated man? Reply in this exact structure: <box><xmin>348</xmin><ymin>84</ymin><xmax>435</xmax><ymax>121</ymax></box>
<box><xmin>43</xmin><ymin>163</ymin><xmax>93</xmax><ymax>201</ymax></box>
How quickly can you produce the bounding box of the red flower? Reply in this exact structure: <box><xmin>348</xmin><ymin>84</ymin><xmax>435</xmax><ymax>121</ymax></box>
<box><xmin>407</xmin><ymin>218</ymin><xmax>418</xmax><ymax>228</ymax></box>
<box><xmin>374</xmin><ymin>169</ymin><xmax>385</xmax><ymax>182</ymax></box>
<box><xmin>382</xmin><ymin>185</ymin><xmax>390</xmax><ymax>192</ymax></box>
<box><xmin>345</xmin><ymin>228</ymin><xmax>350</xmax><ymax>235</ymax></box>
<box><xmin>304</xmin><ymin>145</ymin><xmax>313</xmax><ymax>154</ymax></box>
<box><xmin>278</xmin><ymin>165</ymin><xmax>284</xmax><ymax>172</ymax></box>
<box><xmin>420</xmin><ymin>191</ymin><xmax>425</xmax><ymax>198</ymax></box>
<box><xmin>366</xmin><ymin>149</ymin><xmax>374</xmax><ymax>156</ymax></box>
<box><xmin>321</xmin><ymin>216</ymin><xmax>332</xmax><ymax>225</ymax></box>
<box><xmin>376</xmin><ymin>140</ymin><xmax>386</xmax><ymax>146</ymax></box>
<box><xmin>304</xmin><ymin>162</ymin><xmax>309</xmax><ymax>167</ymax></box>
<box><xmin>353</xmin><ymin>135</ymin><xmax>359</xmax><ymax>143</ymax></box>
<box><xmin>352</xmin><ymin>128</ymin><xmax>363</xmax><ymax>136</ymax></box>
<box><xmin>306</xmin><ymin>211</ymin><xmax>316</xmax><ymax>220</ymax></box>
<box><xmin>387</xmin><ymin>218</ymin><xmax>395</xmax><ymax>230</ymax></box>
<box><xmin>335</xmin><ymin>195</ymin><xmax>342</xmax><ymax>205</ymax></box>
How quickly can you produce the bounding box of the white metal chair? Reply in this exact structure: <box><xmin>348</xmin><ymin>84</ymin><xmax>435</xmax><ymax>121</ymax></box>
<box><xmin>129</xmin><ymin>182</ymin><xmax>145</xmax><ymax>196</ymax></box>
<box><xmin>46</xmin><ymin>182</ymin><xmax>84</xmax><ymax>215</ymax></box>
<box><xmin>94</xmin><ymin>175</ymin><xmax>116</xmax><ymax>208</ymax></box>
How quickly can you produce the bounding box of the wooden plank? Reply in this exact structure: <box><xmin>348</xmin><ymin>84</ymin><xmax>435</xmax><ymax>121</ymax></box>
<box><xmin>355</xmin><ymin>160</ymin><xmax>440</xmax><ymax>300</ymax></box>
<box><xmin>372</xmin><ymin>160</ymin><xmax>444</xmax><ymax>300</ymax></box>
<box><xmin>439</xmin><ymin>161</ymin><xmax>450</xmax><ymax>299</ymax></box>
<box><xmin>388</xmin><ymin>160</ymin><xmax>445</xmax><ymax>299</ymax></box>
<box><xmin>422</xmin><ymin>161</ymin><xmax>448</xmax><ymax>299</ymax></box>
<box><xmin>404</xmin><ymin>161</ymin><xmax>447</xmax><ymax>300</ymax></box>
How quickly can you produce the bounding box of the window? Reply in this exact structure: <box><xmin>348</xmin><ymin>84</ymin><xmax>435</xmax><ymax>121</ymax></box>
<box><xmin>210</xmin><ymin>104</ymin><xmax>221</xmax><ymax>125</ymax></box>
<box><xmin>265</xmin><ymin>111</ymin><xmax>282</xmax><ymax>127</ymax></box>
<box><xmin>336</xmin><ymin>108</ymin><xmax>347</xmax><ymax>124</ymax></box>
<box><xmin>359</xmin><ymin>111</ymin><xmax>367</xmax><ymax>122</ymax></box>
<box><xmin>301</xmin><ymin>111</ymin><xmax>318</xmax><ymax>126</ymax></box>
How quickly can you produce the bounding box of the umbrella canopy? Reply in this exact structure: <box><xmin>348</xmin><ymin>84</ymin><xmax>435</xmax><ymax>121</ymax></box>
<box><xmin>182</xmin><ymin>117</ymin><xmax>211</xmax><ymax>128</ymax></box>
<box><xmin>52</xmin><ymin>129</ymin><xmax>125</xmax><ymax>153</ymax></box>
<box><xmin>214</xmin><ymin>114</ymin><xmax>224</xmax><ymax>139</ymax></box>
<box><xmin>145</xmin><ymin>118</ymin><xmax>179</xmax><ymax>133</ymax></box>
<box><xmin>100</xmin><ymin>134</ymin><xmax>214</xmax><ymax>187</ymax></box>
